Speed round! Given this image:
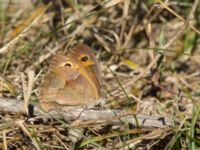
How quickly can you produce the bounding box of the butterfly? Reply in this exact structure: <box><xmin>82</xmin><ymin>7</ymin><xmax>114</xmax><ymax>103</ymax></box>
<box><xmin>39</xmin><ymin>44</ymin><xmax>102</xmax><ymax>111</ymax></box>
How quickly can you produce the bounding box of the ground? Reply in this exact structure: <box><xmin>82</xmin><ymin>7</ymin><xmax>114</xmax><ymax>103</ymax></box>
<box><xmin>0</xmin><ymin>0</ymin><xmax>200</xmax><ymax>149</ymax></box>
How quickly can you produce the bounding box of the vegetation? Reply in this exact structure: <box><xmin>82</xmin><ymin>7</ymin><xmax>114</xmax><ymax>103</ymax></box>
<box><xmin>0</xmin><ymin>0</ymin><xmax>199</xmax><ymax>149</ymax></box>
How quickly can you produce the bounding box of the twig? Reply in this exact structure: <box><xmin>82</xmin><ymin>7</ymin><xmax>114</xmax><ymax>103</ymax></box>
<box><xmin>3</xmin><ymin>130</ymin><xmax>7</xmax><ymax>150</ymax></box>
<box><xmin>158</xmin><ymin>0</ymin><xmax>200</xmax><ymax>35</ymax></box>
<box><xmin>16</xmin><ymin>120</ymin><xmax>41</xmax><ymax>150</ymax></box>
<box><xmin>0</xmin><ymin>3</ymin><xmax>51</xmax><ymax>55</ymax></box>
<box><xmin>0</xmin><ymin>97</ymin><xmax>174</xmax><ymax>128</ymax></box>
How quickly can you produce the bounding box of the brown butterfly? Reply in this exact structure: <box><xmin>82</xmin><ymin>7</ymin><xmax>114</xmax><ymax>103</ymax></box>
<box><xmin>39</xmin><ymin>44</ymin><xmax>102</xmax><ymax>111</ymax></box>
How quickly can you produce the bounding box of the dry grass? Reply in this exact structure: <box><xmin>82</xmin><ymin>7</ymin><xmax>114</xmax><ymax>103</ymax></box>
<box><xmin>0</xmin><ymin>0</ymin><xmax>200</xmax><ymax>149</ymax></box>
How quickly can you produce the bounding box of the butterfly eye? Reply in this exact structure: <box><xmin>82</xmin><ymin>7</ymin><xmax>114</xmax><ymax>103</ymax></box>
<box><xmin>80</xmin><ymin>55</ymin><xmax>89</xmax><ymax>62</ymax></box>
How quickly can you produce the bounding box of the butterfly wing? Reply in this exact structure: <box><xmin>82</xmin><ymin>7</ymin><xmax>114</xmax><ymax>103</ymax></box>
<box><xmin>40</xmin><ymin>54</ymin><xmax>81</xmax><ymax>110</ymax></box>
<box><xmin>39</xmin><ymin>44</ymin><xmax>102</xmax><ymax>111</ymax></box>
<box><xmin>56</xmin><ymin>73</ymin><xmax>99</xmax><ymax>106</ymax></box>
<box><xmin>70</xmin><ymin>44</ymin><xmax>102</xmax><ymax>95</ymax></box>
